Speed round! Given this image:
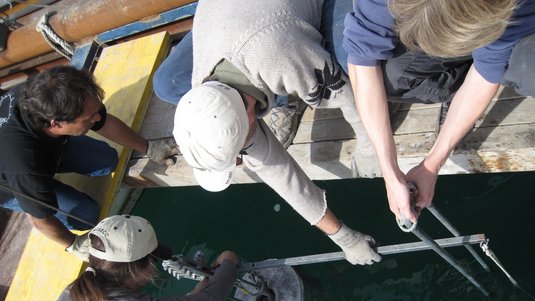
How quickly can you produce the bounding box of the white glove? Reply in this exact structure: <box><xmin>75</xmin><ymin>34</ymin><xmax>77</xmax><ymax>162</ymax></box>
<box><xmin>66</xmin><ymin>233</ymin><xmax>90</xmax><ymax>262</ymax></box>
<box><xmin>147</xmin><ymin>138</ymin><xmax>179</xmax><ymax>166</ymax></box>
<box><xmin>328</xmin><ymin>224</ymin><xmax>382</xmax><ymax>265</ymax></box>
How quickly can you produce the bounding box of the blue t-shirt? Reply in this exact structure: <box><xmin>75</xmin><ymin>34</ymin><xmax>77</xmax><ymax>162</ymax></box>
<box><xmin>343</xmin><ymin>0</ymin><xmax>535</xmax><ymax>83</ymax></box>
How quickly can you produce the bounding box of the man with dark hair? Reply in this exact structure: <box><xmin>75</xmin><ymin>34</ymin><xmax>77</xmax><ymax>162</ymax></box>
<box><xmin>0</xmin><ymin>66</ymin><xmax>178</xmax><ymax>260</ymax></box>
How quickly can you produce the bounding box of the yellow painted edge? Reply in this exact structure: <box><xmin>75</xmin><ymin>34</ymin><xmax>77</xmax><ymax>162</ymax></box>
<box><xmin>5</xmin><ymin>230</ymin><xmax>87</xmax><ymax>301</ymax></box>
<box><xmin>6</xmin><ymin>31</ymin><xmax>170</xmax><ymax>301</ymax></box>
<box><xmin>98</xmin><ymin>31</ymin><xmax>170</xmax><ymax>219</ymax></box>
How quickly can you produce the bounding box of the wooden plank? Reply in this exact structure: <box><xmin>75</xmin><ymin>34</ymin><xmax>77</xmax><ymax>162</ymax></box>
<box><xmin>459</xmin><ymin>124</ymin><xmax>535</xmax><ymax>151</ymax></box>
<box><xmin>5</xmin><ymin>230</ymin><xmax>86</xmax><ymax>301</ymax></box>
<box><xmin>296</xmin><ymin>102</ymin><xmax>441</xmax><ymax>144</ymax></box>
<box><xmin>127</xmin><ymin>122</ymin><xmax>535</xmax><ymax>187</ymax></box>
<box><xmin>128</xmin><ymin>86</ymin><xmax>535</xmax><ymax>187</ymax></box>
<box><xmin>7</xmin><ymin>32</ymin><xmax>170</xmax><ymax>301</ymax></box>
<box><xmin>477</xmin><ymin>96</ymin><xmax>535</xmax><ymax>128</ymax></box>
<box><xmin>138</xmin><ymin>93</ymin><xmax>176</xmax><ymax>140</ymax></box>
<box><xmin>399</xmin><ymin>149</ymin><xmax>535</xmax><ymax>175</ymax></box>
<box><xmin>293</xmin><ymin>115</ymin><xmax>354</xmax><ymax>143</ymax></box>
<box><xmin>391</xmin><ymin>105</ymin><xmax>440</xmax><ymax>135</ymax></box>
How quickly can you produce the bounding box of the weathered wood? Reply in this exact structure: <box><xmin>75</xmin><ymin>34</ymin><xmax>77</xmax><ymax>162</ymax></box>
<box><xmin>138</xmin><ymin>93</ymin><xmax>176</xmax><ymax>140</ymax></box>
<box><xmin>5</xmin><ymin>230</ymin><xmax>86</xmax><ymax>301</ymax></box>
<box><xmin>477</xmin><ymin>96</ymin><xmax>535</xmax><ymax>127</ymax></box>
<box><xmin>127</xmin><ymin>87</ymin><xmax>535</xmax><ymax>188</ymax></box>
<box><xmin>293</xmin><ymin>114</ymin><xmax>354</xmax><ymax>143</ymax></box>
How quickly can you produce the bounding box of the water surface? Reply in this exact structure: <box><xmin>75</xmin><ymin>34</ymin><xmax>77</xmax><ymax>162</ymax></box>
<box><xmin>133</xmin><ymin>172</ymin><xmax>535</xmax><ymax>300</ymax></box>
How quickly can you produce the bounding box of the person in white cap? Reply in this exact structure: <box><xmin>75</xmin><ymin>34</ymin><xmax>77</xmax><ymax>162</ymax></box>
<box><xmin>58</xmin><ymin>215</ymin><xmax>238</xmax><ymax>301</ymax></box>
<box><xmin>173</xmin><ymin>0</ymin><xmax>382</xmax><ymax>266</ymax></box>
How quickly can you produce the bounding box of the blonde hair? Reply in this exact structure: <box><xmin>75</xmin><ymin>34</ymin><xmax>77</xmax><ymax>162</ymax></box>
<box><xmin>389</xmin><ymin>0</ymin><xmax>517</xmax><ymax>57</ymax></box>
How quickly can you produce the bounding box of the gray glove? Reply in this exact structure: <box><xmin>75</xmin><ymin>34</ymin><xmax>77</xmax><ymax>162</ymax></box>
<box><xmin>328</xmin><ymin>223</ymin><xmax>382</xmax><ymax>265</ymax></box>
<box><xmin>147</xmin><ymin>138</ymin><xmax>179</xmax><ymax>166</ymax></box>
<box><xmin>66</xmin><ymin>233</ymin><xmax>90</xmax><ymax>262</ymax></box>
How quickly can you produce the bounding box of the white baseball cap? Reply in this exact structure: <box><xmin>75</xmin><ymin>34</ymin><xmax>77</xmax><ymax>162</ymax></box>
<box><xmin>89</xmin><ymin>215</ymin><xmax>172</xmax><ymax>262</ymax></box>
<box><xmin>173</xmin><ymin>81</ymin><xmax>249</xmax><ymax>192</ymax></box>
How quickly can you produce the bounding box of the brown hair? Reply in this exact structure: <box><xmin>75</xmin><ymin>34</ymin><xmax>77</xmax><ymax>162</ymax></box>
<box><xmin>20</xmin><ymin>65</ymin><xmax>104</xmax><ymax>130</ymax></box>
<box><xmin>67</xmin><ymin>235</ymin><xmax>157</xmax><ymax>301</ymax></box>
<box><xmin>389</xmin><ymin>0</ymin><xmax>517</xmax><ymax>57</ymax></box>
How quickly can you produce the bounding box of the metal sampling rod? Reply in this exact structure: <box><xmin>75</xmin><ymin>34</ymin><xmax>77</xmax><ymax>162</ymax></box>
<box><xmin>427</xmin><ymin>204</ymin><xmax>491</xmax><ymax>272</ymax></box>
<box><xmin>396</xmin><ymin>183</ymin><xmax>489</xmax><ymax>296</ymax></box>
<box><xmin>398</xmin><ymin>218</ymin><xmax>490</xmax><ymax>296</ymax></box>
<box><xmin>238</xmin><ymin>234</ymin><xmax>486</xmax><ymax>271</ymax></box>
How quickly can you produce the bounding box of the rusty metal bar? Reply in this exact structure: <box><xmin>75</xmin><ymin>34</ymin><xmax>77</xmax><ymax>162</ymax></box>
<box><xmin>0</xmin><ymin>0</ymin><xmax>195</xmax><ymax>69</ymax></box>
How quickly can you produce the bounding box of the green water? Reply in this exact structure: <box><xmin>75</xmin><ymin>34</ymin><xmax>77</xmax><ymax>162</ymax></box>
<box><xmin>133</xmin><ymin>172</ymin><xmax>535</xmax><ymax>300</ymax></box>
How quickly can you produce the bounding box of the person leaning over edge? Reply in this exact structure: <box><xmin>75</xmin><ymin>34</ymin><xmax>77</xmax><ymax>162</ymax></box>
<box><xmin>0</xmin><ymin>66</ymin><xmax>178</xmax><ymax>261</ymax></box>
<box><xmin>343</xmin><ymin>0</ymin><xmax>535</xmax><ymax>222</ymax></box>
<box><xmin>171</xmin><ymin>0</ymin><xmax>382</xmax><ymax>266</ymax></box>
<box><xmin>57</xmin><ymin>215</ymin><xmax>238</xmax><ymax>301</ymax></box>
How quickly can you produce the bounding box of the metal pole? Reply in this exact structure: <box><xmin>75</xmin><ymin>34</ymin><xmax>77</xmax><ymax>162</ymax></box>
<box><xmin>400</xmin><ymin>218</ymin><xmax>490</xmax><ymax>296</ymax></box>
<box><xmin>0</xmin><ymin>183</ymin><xmax>96</xmax><ymax>227</ymax></box>
<box><xmin>428</xmin><ymin>205</ymin><xmax>490</xmax><ymax>271</ymax></box>
<box><xmin>238</xmin><ymin>234</ymin><xmax>486</xmax><ymax>271</ymax></box>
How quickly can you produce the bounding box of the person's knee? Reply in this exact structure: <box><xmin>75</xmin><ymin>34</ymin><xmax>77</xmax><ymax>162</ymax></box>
<box><xmin>106</xmin><ymin>146</ymin><xmax>119</xmax><ymax>172</ymax></box>
<box><xmin>153</xmin><ymin>32</ymin><xmax>194</xmax><ymax>105</ymax></box>
<box><xmin>94</xmin><ymin>144</ymin><xmax>118</xmax><ymax>176</ymax></box>
<box><xmin>503</xmin><ymin>34</ymin><xmax>535</xmax><ymax>96</ymax></box>
<box><xmin>67</xmin><ymin>198</ymin><xmax>99</xmax><ymax>230</ymax></box>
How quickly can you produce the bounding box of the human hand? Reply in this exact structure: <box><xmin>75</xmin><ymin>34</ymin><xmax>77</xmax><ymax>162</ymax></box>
<box><xmin>147</xmin><ymin>138</ymin><xmax>179</xmax><ymax>166</ymax></box>
<box><xmin>189</xmin><ymin>251</ymin><xmax>238</xmax><ymax>294</ymax></box>
<box><xmin>65</xmin><ymin>233</ymin><xmax>90</xmax><ymax>262</ymax></box>
<box><xmin>406</xmin><ymin>159</ymin><xmax>439</xmax><ymax>215</ymax></box>
<box><xmin>215</xmin><ymin>250</ymin><xmax>238</xmax><ymax>266</ymax></box>
<box><xmin>328</xmin><ymin>224</ymin><xmax>381</xmax><ymax>265</ymax></box>
<box><xmin>385</xmin><ymin>173</ymin><xmax>416</xmax><ymax>222</ymax></box>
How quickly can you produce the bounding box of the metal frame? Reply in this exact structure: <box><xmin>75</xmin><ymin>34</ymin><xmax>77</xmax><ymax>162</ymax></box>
<box><xmin>70</xmin><ymin>2</ymin><xmax>197</xmax><ymax>70</ymax></box>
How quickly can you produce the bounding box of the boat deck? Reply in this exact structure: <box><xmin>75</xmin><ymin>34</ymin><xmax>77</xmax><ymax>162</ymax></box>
<box><xmin>126</xmin><ymin>85</ymin><xmax>535</xmax><ymax>187</ymax></box>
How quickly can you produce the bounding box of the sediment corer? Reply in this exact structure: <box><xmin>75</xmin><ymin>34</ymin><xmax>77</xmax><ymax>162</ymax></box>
<box><xmin>397</xmin><ymin>182</ymin><xmax>490</xmax><ymax>296</ymax></box>
<box><xmin>162</xmin><ymin>252</ymin><xmax>275</xmax><ymax>301</ymax></box>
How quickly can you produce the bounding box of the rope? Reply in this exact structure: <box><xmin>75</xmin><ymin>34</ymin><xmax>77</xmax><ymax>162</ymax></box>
<box><xmin>480</xmin><ymin>239</ymin><xmax>518</xmax><ymax>286</ymax></box>
<box><xmin>35</xmin><ymin>10</ymin><xmax>74</xmax><ymax>59</ymax></box>
<box><xmin>0</xmin><ymin>183</ymin><xmax>96</xmax><ymax>227</ymax></box>
<box><xmin>480</xmin><ymin>239</ymin><xmax>535</xmax><ymax>300</ymax></box>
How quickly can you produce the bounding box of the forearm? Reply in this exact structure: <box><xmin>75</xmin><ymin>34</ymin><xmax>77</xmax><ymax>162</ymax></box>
<box><xmin>26</xmin><ymin>214</ymin><xmax>75</xmax><ymax>247</ymax></box>
<box><xmin>244</xmin><ymin>121</ymin><xmax>328</xmax><ymax>226</ymax></box>
<box><xmin>96</xmin><ymin>114</ymin><xmax>148</xmax><ymax>154</ymax></box>
<box><xmin>425</xmin><ymin>66</ymin><xmax>499</xmax><ymax>172</ymax></box>
<box><xmin>315</xmin><ymin>208</ymin><xmax>342</xmax><ymax>235</ymax></box>
<box><xmin>185</xmin><ymin>260</ymin><xmax>237</xmax><ymax>301</ymax></box>
<box><xmin>347</xmin><ymin>64</ymin><xmax>400</xmax><ymax>180</ymax></box>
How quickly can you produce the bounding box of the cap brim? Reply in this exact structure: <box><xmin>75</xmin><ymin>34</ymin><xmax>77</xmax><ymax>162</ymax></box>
<box><xmin>193</xmin><ymin>164</ymin><xmax>236</xmax><ymax>192</ymax></box>
<box><xmin>151</xmin><ymin>242</ymin><xmax>173</xmax><ymax>261</ymax></box>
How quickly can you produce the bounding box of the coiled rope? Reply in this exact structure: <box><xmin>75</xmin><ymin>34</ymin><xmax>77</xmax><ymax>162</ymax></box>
<box><xmin>36</xmin><ymin>10</ymin><xmax>74</xmax><ymax>59</ymax></box>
